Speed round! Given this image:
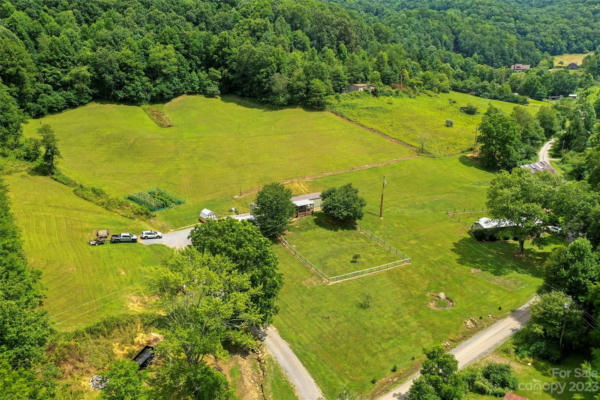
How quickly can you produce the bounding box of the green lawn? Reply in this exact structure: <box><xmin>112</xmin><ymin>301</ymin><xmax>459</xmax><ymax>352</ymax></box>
<box><xmin>284</xmin><ymin>214</ymin><xmax>401</xmax><ymax>278</ymax></box>
<box><xmin>330</xmin><ymin>91</ymin><xmax>544</xmax><ymax>156</ymax></box>
<box><xmin>553</xmin><ymin>53</ymin><xmax>591</xmax><ymax>67</ymax></box>
<box><xmin>4</xmin><ymin>173</ymin><xmax>171</xmax><ymax>330</ymax></box>
<box><xmin>466</xmin><ymin>342</ymin><xmax>593</xmax><ymax>400</ymax></box>
<box><xmin>272</xmin><ymin>156</ymin><xmax>554</xmax><ymax>398</ymax></box>
<box><xmin>23</xmin><ymin>95</ymin><xmax>414</xmax><ymax>228</ymax></box>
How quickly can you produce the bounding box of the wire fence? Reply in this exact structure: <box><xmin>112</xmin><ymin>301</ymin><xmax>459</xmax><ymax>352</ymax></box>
<box><xmin>446</xmin><ymin>208</ymin><xmax>488</xmax><ymax>229</ymax></box>
<box><xmin>279</xmin><ymin>236</ymin><xmax>329</xmax><ymax>282</ymax></box>
<box><xmin>279</xmin><ymin>227</ymin><xmax>411</xmax><ymax>284</ymax></box>
<box><xmin>356</xmin><ymin>226</ymin><xmax>411</xmax><ymax>261</ymax></box>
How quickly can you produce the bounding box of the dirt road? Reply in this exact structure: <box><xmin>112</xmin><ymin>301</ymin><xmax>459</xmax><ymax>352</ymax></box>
<box><xmin>378</xmin><ymin>298</ymin><xmax>536</xmax><ymax>400</ymax></box>
<box><xmin>141</xmin><ymin>226</ymin><xmax>324</xmax><ymax>400</ymax></box>
<box><xmin>539</xmin><ymin>138</ymin><xmax>556</xmax><ymax>163</ymax></box>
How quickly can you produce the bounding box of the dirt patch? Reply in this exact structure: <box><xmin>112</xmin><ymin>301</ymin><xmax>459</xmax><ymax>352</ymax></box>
<box><xmin>142</xmin><ymin>105</ymin><xmax>173</xmax><ymax>127</ymax></box>
<box><xmin>302</xmin><ymin>276</ymin><xmax>323</xmax><ymax>288</ymax></box>
<box><xmin>126</xmin><ymin>294</ymin><xmax>158</xmax><ymax>312</ymax></box>
<box><xmin>429</xmin><ymin>292</ymin><xmax>455</xmax><ymax>310</ymax></box>
<box><xmin>234</xmin><ymin>156</ymin><xmax>418</xmax><ymax>199</ymax></box>
<box><xmin>464</xmin><ymin>317</ymin><xmax>479</xmax><ymax>329</ymax></box>
<box><xmin>221</xmin><ymin>351</ymin><xmax>266</xmax><ymax>400</ymax></box>
<box><xmin>471</xmin><ymin>268</ymin><xmax>481</xmax><ymax>273</ymax></box>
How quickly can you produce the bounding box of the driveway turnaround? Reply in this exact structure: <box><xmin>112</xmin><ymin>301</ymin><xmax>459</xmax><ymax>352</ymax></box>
<box><xmin>378</xmin><ymin>298</ymin><xmax>535</xmax><ymax>400</ymax></box>
<box><xmin>140</xmin><ymin>225</ymin><xmax>324</xmax><ymax>400</ymax></box>
<box><xmin>539</xmin><ymin>138</ymin><xmax>556</xmax><ymax>163</ymax></box>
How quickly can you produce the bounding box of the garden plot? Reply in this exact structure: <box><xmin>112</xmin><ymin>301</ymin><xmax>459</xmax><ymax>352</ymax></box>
<box><xmin>283</xmin><ymin>213</ymin><xmax>409</xmax><ymax>282</ymax></box>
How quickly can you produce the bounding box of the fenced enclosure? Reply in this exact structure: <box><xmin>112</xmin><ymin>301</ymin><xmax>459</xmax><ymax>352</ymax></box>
<box><xmin>279</xmin><ymin>224</ymin><xmax>411</xmax><ymax>285</ymax></box>
<box><xmin>126</xmin><ymin>188</ymin><xmax>184</xmax><ymax>211</ymax></box>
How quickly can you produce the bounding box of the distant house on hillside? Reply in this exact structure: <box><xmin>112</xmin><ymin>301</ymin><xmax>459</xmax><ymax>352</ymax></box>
<box><xmin>344</xmin><ymin>83</ymin><xmax>375</xmax><ymax>93</ymax></box>
<box><xmin>567</xmin><ymin>62</ymin><xmax>580</xmax><ymax>70</ymax></box>
<box><xmin>520</xmin><ymin>160</ymin><xmax>555</xmax><ymax>174</ymax></box>
<box><xmin>291</xmin><ymin>192</ymin><xmax>322</xmax><ymax>218</ymax></box>
<box><xmin>568</xmin><ymin>93</ymin><xmax>578</xmax><ymax>99</ymax></box>
<box><xmin>511</xmin><ymin>64</ymin><xmax>531</xmax><ymax>72</ymax></box>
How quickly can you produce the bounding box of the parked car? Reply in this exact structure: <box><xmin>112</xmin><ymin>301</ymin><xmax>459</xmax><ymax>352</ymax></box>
<box><xmin>89</xmin><ymin>238</ymin><xmax>106</xmax><ymax>246</ymax></box>
<box><xmin>141</xmin><ymin>230</ymin><xmax>163</xmax><ymax>239</ymax></box>
<box><xmin>110</xmin><ymin>233</ymin><xmax>138</xmax><ymax>243</ymax></box>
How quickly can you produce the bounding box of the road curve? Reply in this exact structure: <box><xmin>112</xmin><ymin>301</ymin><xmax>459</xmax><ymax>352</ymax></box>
<box><xmin>141</xmin><ymin>226</ymin><xmax>324</xmax><ymax>400</ymax></box>
<box><xmin>378</xmin><ymin>298</ymin><xmax>536</xmax><ymax>400</ymax></box>
<box><xmin>538</xmin><ymin>138</ymin><xmax>556</xmax><ymax>163</ymax></box>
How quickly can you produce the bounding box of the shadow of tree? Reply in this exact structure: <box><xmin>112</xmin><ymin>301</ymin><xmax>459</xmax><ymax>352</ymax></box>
<box><xmin>313</xmin><ymin>212</ymin><xmax>356</xmax><ymax>232</ymax></box>
<box><xmin>451</xmin><ymin>236</ymin><xmax>547</xmax><ymax>278</ymax></box>
<box><xmin>459</xmin><ymin>155</ymin><xmax>494</xmax><ymax>172</ymax></box>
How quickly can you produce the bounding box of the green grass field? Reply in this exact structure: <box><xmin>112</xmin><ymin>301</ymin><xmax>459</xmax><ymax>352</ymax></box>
<box><xmin>330</xmin><ymin>91</ymin><xmax>544</xmax><ymax>156</ymax></box>
<box><xmin>23</xmin><ymin>95</ymin><xmax>414</xmax><ymax>228</ymax></box>
<box><xmin>465</xmin><ymin>342</ymin><xmax>593</xmax><ymax>400</ymax></box>
<box><xmin>284</xmin><ymin>214</ymin><xmax>401</xmax><ymax>278</ymax></box>
<box><xmin>4</xmin><ymin>173</ymin><xmax>171</xmax><ymax>330</ymax></box>
<box><xmin>553</xmin><ymin>53</ymin><xmax>591</xmax><ymax>67</ymax></box>
<box><xmin>272</xmin><ymin>156</ymin><xmax>554</xmax><ymax>398</ymax></box>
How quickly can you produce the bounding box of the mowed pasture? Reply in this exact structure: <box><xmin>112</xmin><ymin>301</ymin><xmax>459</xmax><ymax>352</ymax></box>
<box><xmin>272</xmin><ymin>156</ymin><xmax>554</xmax><ymax>398</ymax></box>
<box><xmin>4</xmin><ymin>173</ymin><xmax>171</xmax><ymax>330</ymax></box>
<box><xmin>330</xmin><ymin>91</ymin><xmax>544</xmax><ymax>156</ymax></box>
<box><xmin>285</xmin><ymin>214</ymin><xmax>402</xmax><ymax>279</ymax></box>
<box><xmin>553</xmin><ymin>52</ymin><xmax>591</xmax><ymax>67</ymax></box>
<box><xmin>23</xmin><ymin>95</ymin><xmax>414</xmax><ymax>228</ymax></box>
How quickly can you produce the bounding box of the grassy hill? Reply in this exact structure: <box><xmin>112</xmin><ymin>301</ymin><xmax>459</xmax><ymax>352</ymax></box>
<box><xmin>553</xmin><ymin>53</ymin><xmax>591</xmax><ymax>67</ymax></box>
<box><xmin>4</xmin><ymin>173</ymin><xmax>171</xmax><ymax>330</ymax></box>
<box><xmin>330</xmin><ymin>91</ymin><xmax>544</xmax><ymax>156</ymax></box>
<box><xmin>272</xmin><ymin>156</ymin><xmax>554</xmax><ymax>398</ymax></box>
<box><xmin>23</xmin><ymin>95</ymin><xmax>414</xmax><ymax>228</ymax></box>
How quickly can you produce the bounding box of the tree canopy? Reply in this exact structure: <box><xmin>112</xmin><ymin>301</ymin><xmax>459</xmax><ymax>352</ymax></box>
<box><xmin>189</xmin><ymin>218</ymin><xmax>282</xmax><ymax>324</ymax></box>
<box><xmin>321</xmin><ymin>183</ymin><xmax>366</xmax><ymax>223</ymax></box>
<box><xmin>253</xmin><ymin>183</ymin><xmax>295</xmax><ymax>237</ymax></box>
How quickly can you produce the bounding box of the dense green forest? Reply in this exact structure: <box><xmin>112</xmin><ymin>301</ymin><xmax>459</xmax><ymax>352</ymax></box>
<box><xmin>1</xmin><ymin>0</ymin><xmax>600</xmax><ymax>146</ymax></box>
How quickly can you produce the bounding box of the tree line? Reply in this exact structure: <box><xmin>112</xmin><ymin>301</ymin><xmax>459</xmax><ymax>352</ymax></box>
<box><xmin>0</xmin><ymin>0</ymin><xmax>598</xmax><ymax>139</ymax></box>
<box><xmin>0</xmin><ymin>179</ymin><xmax>51</xmax><ymax>398</ymax></box>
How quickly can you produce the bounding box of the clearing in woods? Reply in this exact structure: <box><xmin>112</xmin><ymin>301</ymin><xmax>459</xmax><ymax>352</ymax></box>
<box><xmin>23</xmin><ymin>95</ymin><xmax>414</xmax><ymax>228</ymax></box>
<box><xmin>330</xmin><ymin>91</ymin><xmax>544</xmax><ymax>156</ymax></box>
<box><xmin>553</xmin><ymin>52</ymin><xmax>592</xmax><ymax>67</ymax></box>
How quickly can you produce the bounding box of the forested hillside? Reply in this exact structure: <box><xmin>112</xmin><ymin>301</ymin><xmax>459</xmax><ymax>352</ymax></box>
<box><xmin>330</xmin><ymin>0</ymin><xmax>600</xmax><ymax>66</ymax></box>
<box><xmin>1</xmin><ymin>0</ymin><xmax>600</xmax><ymax>138</ymax></box>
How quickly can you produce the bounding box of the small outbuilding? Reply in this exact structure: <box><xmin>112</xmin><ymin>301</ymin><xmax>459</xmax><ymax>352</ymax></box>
<box><xmin>291</xmin><ymin>192</ymin><xmax>322</xmax><ymax>218</ymax></box>
<box><xmin>511</xmin><ymin>64</ymin><xmax>531</xmax><ymax>72</ymax></box>
<box><xmin>520</xmin><ymin>160</ymin><xmax>555</xmax><ymax>174</ymax></box>
<box><xmin>199</xmin><ymin>208</ymin><xmax>217</xmax><ymax>222</ymax></box>
<box><xmin>566</xmin><ymin>62</ymin><xmax>579</xmax><ymax>70</ymax></box>
<box><xmin>568</xmin><ymin>93</ymin><xmax>578</xmax><ymax>99</ymax></box>
<box><xmin>344</xmin><ymin>83</ymin><xmax>375</xmax><ymax>93</ymax></box>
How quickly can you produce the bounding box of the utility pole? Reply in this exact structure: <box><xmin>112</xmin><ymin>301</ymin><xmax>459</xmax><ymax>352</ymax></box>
<box><xmin>379</xmin><ymin>176</ymin><xmax>386</xmax><ymax>219</ymax></box>
<box><xmin>559</xmin><ymin>301</ymin><xmax>570</xmax><ymax>350</ymax></box>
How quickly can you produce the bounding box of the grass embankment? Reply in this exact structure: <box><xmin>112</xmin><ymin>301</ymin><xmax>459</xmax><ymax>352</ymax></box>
<box><xmin>330</xmin><ymin>91</ymin><xmax>544</xmax><ymax>156</ymax></box>
<box><xmin>4</xmin><ymin>173</ymin><xmax>170</xmax><ymax>330</ymax></box>
<box><xmin>273</xmin><ymin>156</ymin><xmax>555</xmax><ymax>398</ymax></box>
<box><xmin>466</xmin><ymin>341</ymin><xmax>593</xmax><ymax>400</ymax></box>
<box><xmin>24</xmin><ymin>95</ymin><xmax>414</xmax><ymax>228</ymax></box>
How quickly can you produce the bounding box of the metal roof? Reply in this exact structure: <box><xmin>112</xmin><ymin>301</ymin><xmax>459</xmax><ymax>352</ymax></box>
<box><xmin>290</xmin><ymin>192</ymin><xmax>321</xmax><ymax>202</ymax></box>
<box><xmin>293</xmin><ymin>199</ymin><xmax>314</xmax><ymax>207</ymax></box>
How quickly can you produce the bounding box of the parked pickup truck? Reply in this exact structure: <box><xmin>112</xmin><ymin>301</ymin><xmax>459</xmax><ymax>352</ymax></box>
<box><xmin>110</xmin><ymin>233</ymin><xmax>138</xmax><ymax>243</ymax></box>
<box><xmin>140</xmin><ymin>230</ymin><xmax>162</xmax><ymax>240</ymax></box>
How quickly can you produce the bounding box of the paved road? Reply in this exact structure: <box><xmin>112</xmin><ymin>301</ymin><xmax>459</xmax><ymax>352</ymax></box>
<box><xmin>140</xmin><ymin>227</ymin><xmax>193</xmax><ymax>248</ymax></box>
<box><xmin>378</xmin><ymin>298</ymin><xmax>536</xmax><ymax>400</ymax></box>
<box><xmin>539</xmin><ymin>138</ymin><xmax>556</xmax><ymax>163</ymax></box>
<box><xmin>141</xmin><ymin>226</ymin><xmax>324</xmax><ymax>400</ymax></box>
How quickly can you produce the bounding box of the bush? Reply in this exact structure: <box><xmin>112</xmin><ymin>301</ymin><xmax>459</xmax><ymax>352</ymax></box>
<box><xmin>75</xmin><ymin>185</ymin><xmax>152</xmax><ymax>219</ymax></box>
<box><xmin>461</xmin><ymin>104</ymin><xmax>478</xmax><ymax>115</ymax></box>
<box><xmin>446</xmin><ymin>119</ymin><xmax>454</xmax><ymax>127</ymax></box>
<box><xmin>322</xmin><ymin>184</ymin><xmax>366</xmax><ymax>223</ymax></box>
<box><xmin>52</xmin><ymin>172</ymin><xmax>77</xmax><ymax>187</ymax></box>
<box><xmin>462</xmin><ymin>363</ymin><xmax>517</xmax><ymax>397</ymax></box>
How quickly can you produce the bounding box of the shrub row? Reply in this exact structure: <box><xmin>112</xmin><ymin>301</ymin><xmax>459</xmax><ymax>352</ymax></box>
<box><xmin>74</xmin><ymin>185</ymin><xmax>153</xmax><ymax>219</ymax></box>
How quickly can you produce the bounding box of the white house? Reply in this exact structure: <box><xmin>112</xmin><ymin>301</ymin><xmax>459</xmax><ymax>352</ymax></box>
<box><xmin>199</xmin><ymin>208</ymin><xmax>217</xmax><ymax>222</ymax></box>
